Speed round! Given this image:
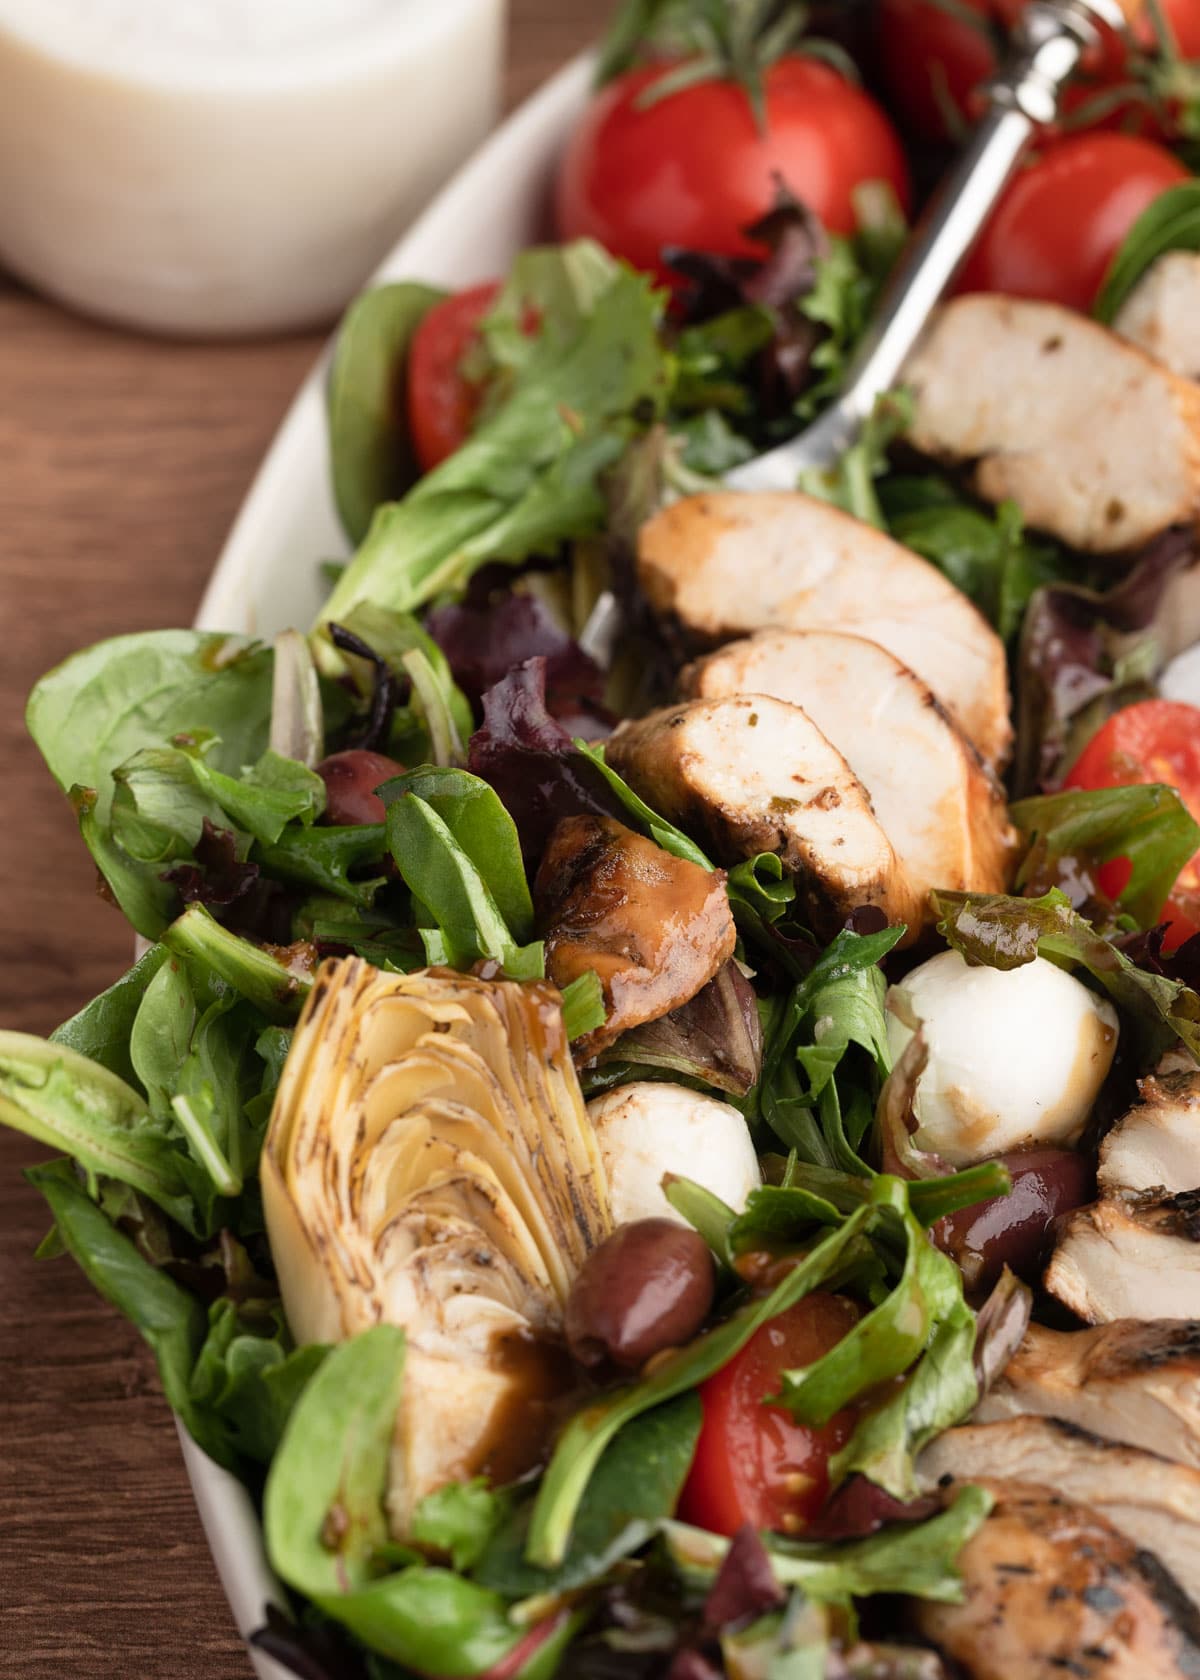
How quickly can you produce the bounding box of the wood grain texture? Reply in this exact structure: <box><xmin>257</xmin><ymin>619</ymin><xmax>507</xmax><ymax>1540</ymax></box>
<box><xmin>0</xmin><ymin>4</ymin><xmax>601</xmax><ymax>1674</ymax></box>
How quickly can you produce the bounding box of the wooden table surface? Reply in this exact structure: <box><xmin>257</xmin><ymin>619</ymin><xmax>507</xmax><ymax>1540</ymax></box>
<box><xmin>0</xmin><ymin>6</ymin><xmax>599</xmax><ymax>1674</ymax></box>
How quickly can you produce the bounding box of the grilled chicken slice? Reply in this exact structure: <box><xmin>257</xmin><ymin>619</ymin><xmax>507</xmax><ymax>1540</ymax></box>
<box><xmin>914</xmin><ymin>1479</ymin><xmax>1200</xmax><ymax>1679</ymax></box>
<box><xmin>1115</xmin><ymin>252</ymin><xmax>1200</xmax><ymax>381</ymax></box>
<box><xmin>975</xmin><ymin>1319</ymin><xmax>1200</xmax><ymax>1470</ymax></box>
<box><xmin>533</xmin><ymin>815</ymin><xmax>736</xmax><ymax>1059</ymax></box>
<box><xmin>635</xmin><ymin>490</ymin><xmax>1011</xmax><ymax>766</ymax></box>
<box><xmin>683</xmin><ymin>628</ymin><xmax>1015</xmax><ymax>901</ymax></box>
<box><xmin>1045</xmin><ymin>1192</ymin><xmax>1200</xmax><ymax>1323</ymax></box>
<box><xmin>904</xmin><ymin>294</ymin><xmax>1200</xmax><ymax>553</ymax></box>
<box><xmin>918</xmin><ymin>1416</ymin><xmax>1200</xmax><ymax>1605</ymax></box>
<box><xmin>1099</xmin><ymin>1072</ymin><xmax>1200</xmax><ymax>1195</ymax></box>
<box><xmin>605</xmin><ymin>695</ymin><xmax>925</xmax><ymax>942</ymax></box>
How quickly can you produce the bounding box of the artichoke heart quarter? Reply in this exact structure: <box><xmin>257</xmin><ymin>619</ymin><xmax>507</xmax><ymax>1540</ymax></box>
<box><xmin>263</xmin><ymin>957</ymin><xmax>613</xmax><ymax>1534</ymax></box>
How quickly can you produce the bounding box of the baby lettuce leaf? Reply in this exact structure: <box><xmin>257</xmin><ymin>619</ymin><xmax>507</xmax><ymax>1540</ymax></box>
<box><xmin>1011</xmin><ymin>783</ymin><xmax>1200</xmax><ymax>929</ymax></box>
<box><xmin>934</xmin><ymin>886</ymin><xmax>1200</xmax><ymax>1061</ymax></box>
<box><xmin>188</xmin><ymin>1299</ymin><xmax>328</xmax><ymax>1468</ymax></box>
<box><xmin>410</xmin><ymin>1481</ymin><xmax>513</xmax><ymax>1575</ymax></box>
<box><xmin>253</xmin><ymin>823</ymin><xmax>389</xmax><ymax>908</ymax></box>
<box><xmin>162</xmin><ymin>904</ymin><xmax>314</xmax><ymax>1023</ymax></box>
<box><xmin>474</xmin><ymin>1393</ymin><xmax>702</xmax><ymax>1600</ymax></box>
<box><xmin>26</xmin><ymin>630</ymin><xmax>275</xmax><ymax>826</ymax></box>
<box><xmin>316</xmin><ymin>245</ymin><xmax>668</xmax><ymax>634</ymax></box>
<box><xmin>0</xmin><ymin>1032</ymin><xmax>197</xmax><ymax>1230</ymax></box>
<box><xmin>664</xmin><ymin>1483</ymin><xmax>991</xmax><ymax>1605</ymax></box>
<box><xmin>559</xmin><ymin>971</ymin><xmax>606</xmax><ymax>1043</ymax></box>
<box><xmin>328</xmin><ymin>281</ymin><xmax>445</xmax><ymax>544</ymax></box>
<box><xmin>527</xmin><ymin>1205</ymin><xmax>876</xmax><ymax>1569</ymax></box>
<box><xmin>49</xmin><ymin>944</ymin><xmax>171</xmax><ymax>1088</ymax></box>
<box><xmin>265</xmin><ymin>1326</ymin><xmax>559</xmax><ymax>1675</ymax></box>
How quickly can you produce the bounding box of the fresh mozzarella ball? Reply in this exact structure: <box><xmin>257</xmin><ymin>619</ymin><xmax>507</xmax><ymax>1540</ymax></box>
<box><xmin>885</xmin><ymin>950</ymin><xmax>1119</xmax><ymax>1166</ymax></box>
<box><xmin>587</xmin><ymin>1081</ymin><xmax>762</xmax><ymax>1226</ymax></box>
<box><xmin>1160</xmin><ymin>643</ymin><xmax>1200</xmax><ymax>708</ymax></box>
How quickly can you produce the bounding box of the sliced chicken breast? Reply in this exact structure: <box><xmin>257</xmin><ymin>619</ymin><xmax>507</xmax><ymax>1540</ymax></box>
<box><xmin>1045</xmin><ymin>1192</ymin><xmax>1200</xmax><ymax>1323</ymax></box>
<box><xmin>605</xmin><ymin>695</ymin><xmax>924</xmax><ymax>941</ymax></box>
<box><xmin>1115</xmin><ymin>252</ymin><xmax>1200</xmax><ymax>381</ymax></box>
<box><xmin>635</xmin><ymin>490</ymin><xmax>1011</xmax><ymax>766</ymax></box>
<box><xmin>975</xmin><ymin>1319</ymin><xmax>1200</xmax><ymax>1470</ymax></box>
<box><xmin>683</xmin><ymin>628</ymin><xmax>1015</xmax><ymax>901</ymax></box>
<box><xmin>914</xmin><ymin>1479</ymin><xmax>1200</xmax><ymax>1679</ymax></box>
<box><xmin>1100</xmin><ymin>1071</ymin><xmax>1200</xmax><ymax>1195</ymax></box>
<box><xmin>904</xmin><ymin>294</ymin><xmax>1200</xmax><ymax>553</ymax></box>
<box><xmin>919</xmin><ymin>1415</ymin><xmax>1200</xmax><ymax>1606</ymax></box>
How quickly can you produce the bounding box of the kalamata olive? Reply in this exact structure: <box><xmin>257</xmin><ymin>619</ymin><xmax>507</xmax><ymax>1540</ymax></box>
<box><xmin>316</xmin><ymin>750</ymin><xmax>405</xmax><ymax>826</ymax></box>
<box><xmin>565</xmin><ymin>1218</ymin><xmax>716</xmax><ymax>1371</ymax></box>
<box><xmin>933</xmin><ymin>1146</ymin><xmax>1095</xmax><ymax>1293</ymax></box>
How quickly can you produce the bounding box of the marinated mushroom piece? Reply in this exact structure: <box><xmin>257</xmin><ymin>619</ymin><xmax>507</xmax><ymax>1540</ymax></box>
<box><xmin>261</xmin><ymin>957</ymin><xmax>612</xmax><ymax>1535</ymax></box>
<box><xmin>1045</xmin><ymin>1192</ymin><xmax>1200</xmax><ymax>1324</ymax></box>
<box><xmin>1114</xmin><ymin>252</ymin><xmax>1200</xmax><ymax>381</ymax></box>
<box><xmin>606</xmin><ymin>695</ymin><xmax>925</xmax><ymax>942</ymax></box>
<box><xmin>912</xmin><ymin>1480</ymin><xmax>1200</xmax><ymax>1679</ymax></box>
<box><xmin>586</xmin><ymin>1080</ymin><xmax>762</xmax><ymax>1227</ymax></box>
<box><xmin>1099</xmin><ymin>1071</ymin><xmax>1200</xmax><ymax>1195</ymax></box>
<box><xmin>885</xmin><ymin>950</ymin><xmax>1119</xmax><ymax>1167</ymax></box>
<box><xmin>904</xmin><ymin>294</ymin><xmax>1200</xmax><ymax>554</ymax></box>
<box><xmin>533</xmin><ymin>814</ymin><xmax>736</xmax><ymax>1059</ymax></box>
<box><xmin>918</xmin><ymin>1416</ymin><xmax>1200</xmax><ymax>1607</ymax></box>
<box><xmin>684</xmin><ymin>628</ymin><xmax>1016</xmax><ymax>900</ymax></box>
<box><xmin>636</xmin><ymin>489</ymin><xmax>1011</xmax><ymax>766</ymax></box>
<box><xmin>975</xmin><ymin>1319</ymin><xmax>1200</xmax><ymax>1470</ymax></box>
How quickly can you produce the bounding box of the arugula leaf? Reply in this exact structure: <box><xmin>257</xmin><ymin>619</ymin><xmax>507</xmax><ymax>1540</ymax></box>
<box><xmin>474</xmin><ymin>1394</ymin><xmax>702</xmax><ymax>1600</ymax></box>
<box><xmin>316</xmin><ymin>245</ymin><xmax>667</xmax><ymax>633</ymax></box>
<box><xmin>0</xmin><ymin>1032</ymin><xmax>196</xmax><ymax>1230</ymax></box>
<box><xmin>327</xmin><ymin>281</ymin><xmax>445</xmax><ymax>543</ymax></box>
<box><xmin>934</xmin><ymin>886</ymin><xmax>1200</xmax><ymax>1061</ymax></box>
<box><xmin>665</xmin><ymin>1483</ymin><xmax>992</xmax><ymax>1604</ymax></box>
<box><xmin>1095</xmin><ymin>180</ymin><xmax>1200</xmax><ymax>323</ymax></box>
<box><xmin>527</xmin><ymin>1206</ymin><xmax>875</xmax><ymax>1568</ymax></box>
<box><xmin>26</xmin><ymin>630</ymin><xmax>274</xmax><ymax>827</ymax></box>
<box><xmin>1011</xmin><ymin>783</ymin><xmax>1200</xmax><ymax>928</ymax></box>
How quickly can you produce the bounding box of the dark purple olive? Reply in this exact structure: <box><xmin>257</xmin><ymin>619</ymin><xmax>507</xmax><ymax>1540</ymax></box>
<box><xmin>565</xmin><ymin>1218</ymin><xmax>716</xmax><ymax>1371</ymax></box>
<box><xmin>933</xmin><ymin>1146</ymin><xmax>1095</xmax><ymax>1293</ymax></box>
<box><xmin>316</xmin><ymin>750</ymin><xmax>406</xmax><ymax>826</ymax></box>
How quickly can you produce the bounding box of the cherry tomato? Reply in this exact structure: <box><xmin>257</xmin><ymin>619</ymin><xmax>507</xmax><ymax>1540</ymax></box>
<box><xmin>406</xmin><ymin>281</ymin><xmax>500</xmax><ymax>473</ymax></box>
<box><xmin>878</xmin><ymin>0</ymin><xmax>1200</xmax><ymax>142</ymax></box>
<box><xmin>678</xmin><ymin>1292</ymin><xmax>859</xmax><ymax>1537</ymax></box>
<box><xmin>554</xmin><ymin>58</ymin><xmax>910</xmax><ymax>291</ymax></box>
<box><xmin>1064</xmin><ymin>699</ymin><xmax>1200</xmax><ymax>949</ymax></box>
<box><xmin>956</xmin><ymin>133</ymin><xmax>1189</xmax><ymax>312</ymax></box>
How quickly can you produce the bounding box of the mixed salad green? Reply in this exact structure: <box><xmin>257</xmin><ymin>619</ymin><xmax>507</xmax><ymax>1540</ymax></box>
<box><xmin>10</xmin><ymin>2</ymin><xmax>1200</xmax><ymax>1677</ymax></box>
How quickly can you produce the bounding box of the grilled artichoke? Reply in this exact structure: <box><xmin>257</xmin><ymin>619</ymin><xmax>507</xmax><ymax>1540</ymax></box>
<box><xmin>262</xmin><ymin>957</ymin><xmax>612</xmax><ymax>1534</ymax></box>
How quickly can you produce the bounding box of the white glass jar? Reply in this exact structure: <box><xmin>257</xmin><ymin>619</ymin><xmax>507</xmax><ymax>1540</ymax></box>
<box><xmin>0</xmin><ymin>0</ymin><xmax>507</xmax><ymax>336</ymax></box>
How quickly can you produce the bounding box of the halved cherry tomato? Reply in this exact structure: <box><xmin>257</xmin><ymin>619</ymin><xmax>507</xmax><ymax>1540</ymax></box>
<box><xmin>1064</xmin><ymin>699</ymin><xmax>1200</xmax><ymax>949</ymax></box>
<box><xmin>555</xmin><ymin>58</ymin><xmax>910</xmax><ymax>292</ymax></box>
<box><xmin>956</xmin><ymin>132</ymin><xmax>1189</xmax><ymax>312</ymax></box>
<box><xmin>677</xmin><ymin>1292</ymin><xmax>859</xmax><ymax>1537</ymax></box>
<box><xmin>406</xmin><ymin>281</ymin><xmax>500</xmax><ymax>473</ymax></box>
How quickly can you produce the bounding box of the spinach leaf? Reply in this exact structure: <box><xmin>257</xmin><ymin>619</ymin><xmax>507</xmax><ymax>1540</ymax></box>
<box><xmin>385</xmin><ymin>795</ymin><xmax>544</xmax><ymax>980</ymax></box>
<box><xmin>1095</xmin><ymin>180</ymin><xmax>1200</xmax><ymax>323</ymax></box>
<box><xmin>317</xmin><ymin>246</ymin><xmax>666</xmax><ymax>634</ymax></box>
<box><xmin>0</xmin><ymin>1032</ymin><xmax>196</xmax><ymax>1229</ymax></box>
<box><xmin>328</xmin><ymin>281</ymin><xmax>445</xmax><ymax>543</ymax></box>
<box><xmin>26</xmin><ymin>630</ymin><xmax>274</xmax><ymax>826</ymax></box>
<box><xmin>377</xmin><ymin>767</ymin><xmax>533</xmax><ymax>939</ymax></box>
<box><xmin>527</xmin><ymin>1206</ymin><xmax>875</xmax><ymax>1568</ymax></box>
<box><xmin>265</xmin><ymin>1326</ymin><xmax>549</xmax><ymax>1674</ymax></box>
<box><xmin>50</xmin><ymin>944</ymin><xmax>171</xmax><ymax>1088</ymax></box>
<box><xmin>475</xmin><ymin>1393</ymin><xmax>702</xmax><ymax>1600</ymax></box>
<box><xmin>934</xmin><ymin>886</ymin><xmax>1200</xmax><ymax>1061</ymax></box>
<box><xmin>1011</xmin><ymin>783</ymin><xmax>1200</xmax><ymax>928</ymax></box>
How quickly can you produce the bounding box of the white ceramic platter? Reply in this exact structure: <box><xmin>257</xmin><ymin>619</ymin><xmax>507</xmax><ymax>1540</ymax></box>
<box><xmin>182</xmin><ymin>49</ymin><xmax>593</xmax><ymax>1680</ymax></box>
